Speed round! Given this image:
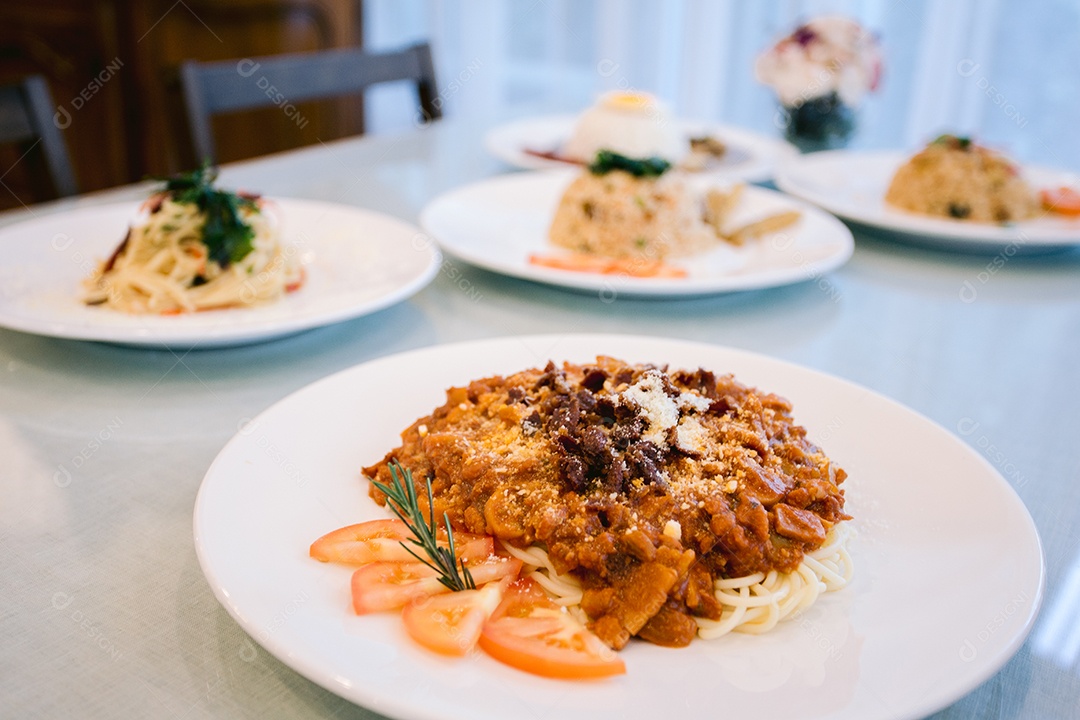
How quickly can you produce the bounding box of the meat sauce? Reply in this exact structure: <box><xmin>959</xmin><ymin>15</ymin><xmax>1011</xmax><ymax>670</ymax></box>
<box><xmin>364</xmin><ymin>357</ymin><xmax>849</xmax><ymax>650</ymax></box>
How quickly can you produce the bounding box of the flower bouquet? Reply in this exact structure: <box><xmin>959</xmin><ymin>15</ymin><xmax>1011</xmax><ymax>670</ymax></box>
<box><xmin>756</xmin><ymin>17</ymin><xmax>882</xmax><ymax>152</ymax></box>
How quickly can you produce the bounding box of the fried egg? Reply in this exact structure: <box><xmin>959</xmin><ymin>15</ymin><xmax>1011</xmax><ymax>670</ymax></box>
<box><xmin>562</xmin><ymin>91</ymin><xmax>686</xmax><ymax>163</ymax></box>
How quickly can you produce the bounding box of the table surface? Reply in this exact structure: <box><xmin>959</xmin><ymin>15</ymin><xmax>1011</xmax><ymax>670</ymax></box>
<box><xmin>2</xmin><ymin>121</ymin><xmax>1079</xmax><ymax>720</ymax></box>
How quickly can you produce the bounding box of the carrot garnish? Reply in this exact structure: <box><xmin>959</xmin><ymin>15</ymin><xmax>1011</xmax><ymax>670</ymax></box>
<box><xmin>529</xmin><ymin>253</ymin><xmax>687</xmax><ymax>279</ymax></box>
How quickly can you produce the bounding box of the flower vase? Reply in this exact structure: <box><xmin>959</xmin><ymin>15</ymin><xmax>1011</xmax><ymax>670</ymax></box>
<box><xmin>780</xmin><ymin>91</ymin><xmax>857</xmax><ymax>153</ymax></box>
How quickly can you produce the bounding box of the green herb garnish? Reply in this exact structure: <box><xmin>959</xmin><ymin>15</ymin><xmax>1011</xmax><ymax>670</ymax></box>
<box><xmin>370</xmin><ymin>461</ymin><xmax>476</xmax><ymax>592</ymax></box>
<box><xmin>588</xmin><ymin>150</ymin><xmax>671</xmax><ymax>178</ymax></box>
<box><xmin>932</xmin><ymin>134</ymin><xmax>972</xmax><ymax>150</ymax></box>
<box><xmin>163</xmin><ymin>165</ymin><xmax>257</xmax><ymax>267</ymax></box>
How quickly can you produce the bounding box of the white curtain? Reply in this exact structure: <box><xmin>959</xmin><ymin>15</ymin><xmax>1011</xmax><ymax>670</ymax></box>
<box><xmin>362</xmin><ymin>0</ymin><xmax>1079</xmax><ymax>170</ymax></box>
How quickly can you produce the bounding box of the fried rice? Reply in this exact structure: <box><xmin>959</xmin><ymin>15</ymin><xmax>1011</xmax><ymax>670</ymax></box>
<box><xmin>548</xmin><ymin>171</ymin><xmax>718</xmax><ymax>260</ymax></box>
<box><xmin>884</xmin><ymin>135</ymin><xmax>1038</xmax><ymax>223</ymax></box>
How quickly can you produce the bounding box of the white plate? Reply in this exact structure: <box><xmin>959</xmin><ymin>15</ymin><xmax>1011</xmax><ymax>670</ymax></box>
<box><xmin>484</xmin><ymin>114</ymin><xmax>797</xmax><ymax>182</ymax></box>
<box><xmin>194</xmin><ymin>333</ymin><xmax>1043</xmax><ymax>720</ymax></box>
<box><xmin>775</xmin><ymin>150</ymin><xmax>1080</xmax><ymax>250</ymax></box>
<box><xmin>0</xmin><ymin>198</ymin><xmax>440</xmax><ymax>348</ymax></box>
<box><xmin>420</xmin><ymin>170</ymin><xmax>853</xmax><ymax>298</ymax></box>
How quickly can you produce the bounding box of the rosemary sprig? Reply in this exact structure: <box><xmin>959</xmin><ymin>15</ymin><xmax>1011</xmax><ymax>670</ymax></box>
<box><xmin>370</xmin><ymin>461</ymin><xmax>476</xmax><ymax>592</ymax></box>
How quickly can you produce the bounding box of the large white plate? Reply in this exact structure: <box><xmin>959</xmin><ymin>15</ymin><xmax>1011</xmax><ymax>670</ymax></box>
<box><xmin>420</xmin><ymin>170</ymin><xmax>853</xmax><ymax>297</ymax></box>
<box><xmin>194</xmin><ymin>334</ymin><xmax>1043</xmax><ymax>720</ymax></box>
<box><xmin>775</xmin><ymin>150</ymin><xmax>1080</xmax><ymax>250</ymax></box>
<box><xmin>0</xmin><ymin>198</ymin><xmax>440</xmax><ymax>348</ymax></box>
<box><xmin>484</xmin><ymin>114</ymin><xmax>797</xmax><ymax>182</ymax></box>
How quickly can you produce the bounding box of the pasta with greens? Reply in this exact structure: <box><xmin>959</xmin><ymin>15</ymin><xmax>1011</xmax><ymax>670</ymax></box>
<box><xmin>84</xmin><ymin>167</ymin><xmax>304</xmax><ymax>314</ymax></box>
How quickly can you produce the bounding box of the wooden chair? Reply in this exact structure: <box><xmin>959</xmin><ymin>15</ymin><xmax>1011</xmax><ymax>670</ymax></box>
<box><xmin>0</xmin><ymin>75</ymin><xmax>78</xmax><ymax>198</ymax></box>
<box><xmin>180</xmin><ymin>42</ymin><xmax>441</xmax><ymax>164</ymax></box>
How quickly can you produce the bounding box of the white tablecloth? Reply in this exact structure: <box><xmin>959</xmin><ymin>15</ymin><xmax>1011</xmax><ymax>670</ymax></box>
<box><xmin>2</xmin><ymin>121</ymin><xmax>1078</xmax><ymax>719</ymax></box>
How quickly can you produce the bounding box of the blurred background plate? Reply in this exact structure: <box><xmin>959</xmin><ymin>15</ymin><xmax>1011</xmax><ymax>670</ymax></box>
<box><xmin>775</xmin><ymin>150</ymin><xmax>1080</xmax><ymax>252</ymax></box>
<box><xmin>484</xmin><ymin>114</ymin><xmax>797</xmax><ymax>182</ymax></box>
<box><xmin>420</xmin><ymin>169</ymin><xmax>852</xmax><ymax>298</ymax></box>
<box><xmin>0</xmin><ymin>198</ymin><xmax>440</xmax><ymax>348</ymax></box>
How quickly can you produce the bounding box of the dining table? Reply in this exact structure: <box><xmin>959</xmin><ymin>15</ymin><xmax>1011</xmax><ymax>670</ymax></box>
<box><xmin>2</xmin><ymin>117</ymin><xmax>1079</xmax><ymax>720</ymax></box>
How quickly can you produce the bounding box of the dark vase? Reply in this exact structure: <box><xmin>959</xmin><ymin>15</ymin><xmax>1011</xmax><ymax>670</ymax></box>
<box><xmin>780</xmin><ymin>91</ymin><xmax>857</xmax><ymax>153</ymax></box>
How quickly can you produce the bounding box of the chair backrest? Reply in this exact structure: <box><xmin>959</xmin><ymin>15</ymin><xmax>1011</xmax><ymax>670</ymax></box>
<box><xmin>181</xmin><ymin>42</ymin><xmax>441</xmax><ymax>164</ymax></box>
<box><xmin>0</xmin><ymin>75</ymin><xmax>78</xmax><ymax>198</ymax></box>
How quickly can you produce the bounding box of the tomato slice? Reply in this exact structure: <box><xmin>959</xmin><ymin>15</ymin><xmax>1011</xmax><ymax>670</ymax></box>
<box><xmin>352</xmin><ymin>562</ymin><xmax>444</xmax><ymax>614</ymax></box>
<box><xmin>312</xmin><ymin>519</ymin><xmax>411</xmax><ymax>564</ymax></box>
<box><xmin>310</xmin><ymin>519</ymin><xmax>494</xmax><ymax>565</ymax></box>
<box><xmin>479</xmin><ymin>578</ymin><xmax>626</xmax><ymax>679</ymax></box>
<box><xmin>402</xmin><ymin>582</ymin><xmax>505</xmax><ymax>656</ymax></box>
<box><xmin>1041</xmin><ymin>186</ymin><xmax>1080</xmax><ymax>216</ymax></box>
<box><xmin>351</xmin><ymin>556</ymin><xmax>523</xmax><ymax>614</ymax></box>
<box><xmin>285</xmin><ymin>267</ymin><xmax>307</xmax><ymax>293</ymax></box>
<box><xmin>460</xmin><ymin>555</ymin><xmax>522</xmax><ymax>586</ymax></box>
<box><xmin>487</xmin><ymin>574</ymin><xmax>556</xmax><ymax>620</ymax></box>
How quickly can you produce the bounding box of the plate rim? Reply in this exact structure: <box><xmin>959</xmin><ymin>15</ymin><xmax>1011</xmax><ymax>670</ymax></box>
<box><xmin>193</xmin><ymin>332</ymin><xmax>1045</xmax><ymax>720</ymax></box>
<box><xmin>775</xmin><ymin>149</ymin><xmax>1080</xmax><ymax>248</ymax></box>
<box><xmin>0</xmin><ymin>197</ymin><xmax>441</xmax><ymax>348</ymax></box>
<box><xmin>419</xmin><ymin>169</ymin><xmax>854</xmax><ymax>298</ymax></box>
